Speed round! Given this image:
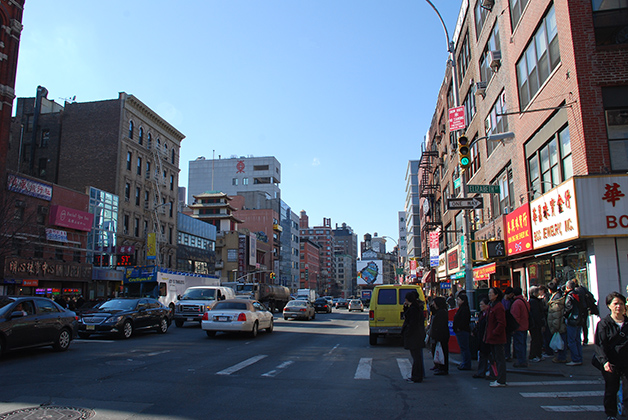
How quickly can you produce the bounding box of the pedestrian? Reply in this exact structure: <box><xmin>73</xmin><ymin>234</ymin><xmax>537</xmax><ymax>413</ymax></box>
<box><xmin>472</xmin><ymin>296</ymin><xmax>491</xmax><ymax>379</ymax></box>
<box><xmin>528</xmin><ymin>285</ymin><xmax>546</xmax><ymax>362</ymax></box>
<box><xmin>593</xmin><ymin>292</ymin><xmax>628</xmax><ymax>420</ymax></box>
<box><xmin>401</xmin><ymin>290</ymin><xmax>426</xmax><ymax>383</ymax></box>
<box><xmin>511</xmin><ymin>286</ymin><xmax>530</xmax><ymax>368</ymax></box>
<box><xmin>502</xmin><ymin>287</ymin><xmax>515</xmax><ymax>361</ymax></box>
<box><xmin>453</xmin><ymin>292</ymin><xmax>472</xmax><ymax>370</ymax></box>
<box><xmin>547</xmin><ymin>281</ymin><xmax>568</xmax><ymax>363</ymax></box>
<box><xmin>540</xmin><ymin>284</ymin><xmax>554</xmax><ymax>358</ymax></box>
<box><xmin>429</xmin><ymin>296</ymin><xmax>450</xmax><ymax>376</ymax></box>
<box><xmin>486</xmin><ymin>287</ymin><xmax>507</xmax><ymax>387</ymax></box>
<box><xmin>564</xmin><ymin>280</ymin><xmax>585</xmax><ymax>366</ymax></box>
<box><xmin>446</xmin><ymin>293</ymin><xmax>455</xmax><ymax>310</ymax></box>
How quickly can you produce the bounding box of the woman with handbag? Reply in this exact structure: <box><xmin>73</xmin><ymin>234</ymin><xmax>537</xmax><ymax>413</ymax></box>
<box><xmin>486</xmin><ymin>287</ymin><xmax>507</xmax><ymax>387</ymax></box>
<box><xmin>594</xmin><ymin>292</ymin><xmax>628</xmax><ymax>420</ymax></box>
<box><xmin>430</xmin><ymin>296</ymin><xmax>450</xmax><ymax>376</ymax></box>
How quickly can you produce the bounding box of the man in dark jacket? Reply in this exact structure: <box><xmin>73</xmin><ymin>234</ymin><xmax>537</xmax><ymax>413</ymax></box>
<box><xmin>564</xmin><ymin>280</ymin><xmax>584</xmax><ymax>365</ymax></box>
<box><xmin>401</xmin><ymin>291</ymin><xmax>426</xmax><ymax>383</ymax></box>
<box><xmin>430</xmin><ymin>296</ymin><xmax>450</xmax><ymax>375</ymax></box>
<box><xmin>511</xmin><ymin>287</ymin><xmax>530</xmax><ymax>368</ymax></box>
<box><xmin>453</xmin><ymin>292</ymin><xmax>472</xmax><ymax>370</ymax></box>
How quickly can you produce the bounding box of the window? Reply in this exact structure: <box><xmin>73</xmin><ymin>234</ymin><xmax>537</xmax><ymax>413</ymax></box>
<box><xmin>603</xmin><ymin>86</ymin><xmax>628</xmax><ymax>171</ymax></box>
<box><xmin>510</xmin><ymin>0</ymin><xmax>529</xmax><ymax>29</ymax></box>
<box><xmin>485</xmin><ymin>91</ymin><xmax>509</xmax><ymax>156</ymax></box>
<box><xmin>170</xmin><ymin>175</ymin><xmax>174</xmax><ymax>191</ymax></box>
<box><xmin>516</xmin><ymin>5</ymin><xmax>560</xmax><ymax>109</ymax></box>
<box><xmin>592</xmin><ymin>0</ymin><xmax>628</xmax><ymax>45</ymax></box>
<box><xmin>445</xmin><ymin>222</ymin><xmax>454</xmax><ymax>247</ymax></box>
<box><xmin>254</xmin><ymin>165</ymin><xmax>269</xmax><ymax>171</ymax></box>
<box><xmin>146</xmin><ymin>161</ymin><xmax>151</xmax><ymax>177</ymax></box>
<box><xmin>134</xmin><ymin>218</ymin><xmax>140</xmax><ymax>237</ymax></box>
<box><xmin>55</xmin><ymin>247</ymin><xmax>64</xmax><ymax>260</ymax></box>
<box><xmin>139</xmin><ymin>127</ymin><xmax>143</xmax><ymax>145</ymax></box>
<box><xmin>135</xmin><ymin>187</ymin><xmax>141</xmax><ymax>206</ymax></box>
<box><xmin>463</xmin><ymin>88</ymin><xmax>476</xmax><ymax>127</ymax></box>
<box><xmin>442</xmin><ymin>184</ymin><xmax>450</xmax><ymax>214</ymax></box>
<box><xmin>137</xmin><ymin>157</ymin><xmax>142</xmax><ymax>175</ymax></box>
<box><xmin>147</xmin><ymin>133</ymin><xmax>152</xmax><ymax>148</ymax></box>
<box><xmin>40</xmin><ymin>130</ymin><xmax>50</xmax><ymax>148</ymax></box>
<box><xmin>125</xmin><ymin>183</ymin><xmax>130</xmax><ymax>201</ymax></box>
<box><xmin>169</xmin><ymin>201</ymin><xmax>174</xmax><ymax>217</ymax></box>
<box><xmin>479</xmin><ymin>23</ymin><xmax>501</xmax><ymax>85</ymax></box>
<box><xmin>527</xmin><ymin>125</ymin><xmax>573</xmax><ymax>197</ymax></box>
<box><xmin>491</xmin><ymin>166</ymin><xmax>514</xmax><ymax>217</ymax></box>
<box><xmin>126</xmin><ymin>151</ymin><xmax>132</xmax><ymax>170</ymax></box>
<box><xmin>38</xmin><ymin>158</ymin><xmax>47</xmax><ymax>177</ymax></box>
<box><xmin>171</xmin><ymin>149</ymin><xmax>175</xmax><ymax>164</ymax></box>
<box><xmin>455</xmin><ymin>211</ymin><xmax>464</xmax><ymax>243</ymax></box>
<box><xmin>243</xmin><ymin>178</ymin><xmax>249</xmax><ymax>185</ymax></box>
<box><xmin>475</xmin><ymin>1</ymin><xmax>489</xmax><ymax>37</ymax></box>
<box><xmin>464</xmin><ymin>134</ymin><xmax>481</xmax><ymax>181</ymax></box>
<box><xmin>232</xmin><ymin>178</ymin><xmax>238</xmax><ymax>186</ymax></box>
<box><xmin>456</xmin><ymin>32</ymin><xmax>471</xmax><ymax>84</ymax></box>
<box><xmin>34</xmin><ymin>245</ymin><xmax>43</xmax><ymax>258</ymax></box>
<box><xmin>129</xmin><ymin>121</ymin><xmax>134</xmax><ymax>139</ymax></box>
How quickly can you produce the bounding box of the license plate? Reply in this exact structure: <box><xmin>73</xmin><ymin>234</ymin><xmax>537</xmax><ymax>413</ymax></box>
<box><xmin>86</xmin><ymin>325</ymin><xmax>95</xmax><ymax>330</ymax></box>
<box><xmin>217</xmin><ymin>316</ymin><xmax>228</xmax><ymax>322</ymax></box>
<box><xmin>187</xmin><ymin>318</ymin><xmax>194</xmax><ymax>321</ymax></box>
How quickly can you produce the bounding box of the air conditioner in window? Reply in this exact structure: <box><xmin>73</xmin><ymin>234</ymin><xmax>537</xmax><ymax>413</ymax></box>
<box><xmin>489</xmin><ymin>50</ymin><xmax>502</xmax><ymax>71</ymax></box>
<box><xmin>475</xmin><ymin>81</ymin><xmax>487</xmax><ymax>97</ymax></box>
<box><xmin>482</xmin><ymin>0</ymin><xmax>495</xmax><ymax>10</ymax></box>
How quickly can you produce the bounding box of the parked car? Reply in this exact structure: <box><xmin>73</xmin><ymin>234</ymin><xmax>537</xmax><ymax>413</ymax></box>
<box><xmin>0</xmin><ymin>296</ymin><xmax>78</xmax><ymax>356</ymax></box>
<box><xmin>77</xmin><ymin>297</ymin><xmax>170</xmax><ymax>339</ymax></box>
<box><xmin>201</xmin><ymin>299</ymin><xmax>273</xmax><ymax>338</ymax></box>
<box><xmin>283</xmin><ymin>299</ymin><xmax>315</xmax><ymax>320</ymax></box>
<box><xmin>335</xmin><ymin>298</ymin><xmax>348</xmax><ymax>308</ymax></box>
<box><xmin>348</xmin><ymin>299</ymin><xmax>364</xmax><ymax>312</ymax></box>
<box><xmin>313</xmin><ymin>298</ymin><xmax>332</xmax><ymax>313</ymax></box>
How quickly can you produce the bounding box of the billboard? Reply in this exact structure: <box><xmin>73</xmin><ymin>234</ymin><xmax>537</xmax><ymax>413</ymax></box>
<box><xmin>357</xmin><ymin>260</ymin><xmax>383</xmax><ymax>285</ymax></box>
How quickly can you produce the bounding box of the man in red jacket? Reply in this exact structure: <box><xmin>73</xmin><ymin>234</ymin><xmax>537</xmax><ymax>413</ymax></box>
<box><xmin>511</xmin><ymin>286</ymin><xmax>530</xmax><ymax>368</ymax></box>
<box><xmin>486</xmin><ymin>287</ymin><xmax>507</xmax><ymax>387</ymax></box>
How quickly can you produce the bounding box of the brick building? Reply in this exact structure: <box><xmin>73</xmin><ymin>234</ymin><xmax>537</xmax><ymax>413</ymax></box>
<box><xmin>299</xmin><ymin>211</ymin><xmax>334</xmax><ymax>295</ymax></box>
<box><xmin>419</xmin><ymin>0</ymin><xmax>628</xmax><ymax>314</ymax></box>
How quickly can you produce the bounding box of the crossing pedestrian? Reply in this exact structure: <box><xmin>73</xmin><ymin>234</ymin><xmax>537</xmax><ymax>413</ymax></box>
<box><xmin>453</xmin><ymin>292</ymin><xmax>472</xmax><ymax>371</ymax></box>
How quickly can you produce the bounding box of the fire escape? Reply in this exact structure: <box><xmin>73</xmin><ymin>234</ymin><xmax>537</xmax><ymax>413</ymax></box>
<box><xmin>146</xmin><ymin>138</ymin><xmax>169</xmax><ymax>266</ymax></box>
<box><xmin>419</xmin><ymin>142</ymin><xmax>441</xmax><ymax>268</ymax></box>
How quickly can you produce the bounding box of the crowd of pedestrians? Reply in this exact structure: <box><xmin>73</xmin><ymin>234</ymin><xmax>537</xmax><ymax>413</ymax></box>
<box><xmin>411</xmin><ymin>282</ymin><xmax>628</xmax><ymax>420</ymax></box>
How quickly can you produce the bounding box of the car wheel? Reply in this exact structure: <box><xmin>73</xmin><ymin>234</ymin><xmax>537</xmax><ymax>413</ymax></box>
<box><xmin>312</xmin><ymin>312</ymin><xmax>316</xmax><ymax>320</ymax></box>
<box><xmin>266</xmin><ymin>318</ymin><xmax>274</xmax><ymax>333</ymax></box>
<box><xmin>156</xmin><ymin>317</ymin><xmax>168</xmax><ymax>334</ymax></box>
<box><xmin>206</xmin><ymin>330</ymin><xmax>216</xmax><ymax>338</ymax></box>
<box><xmin>78</xmin><ymin>332</ymin><xmax>91</xmax><ymax>339</ymax></box>
<box><xmin>121</xmin><ymin>320</ymin><xmax>133</xmax><ymax>339</ymax></box>
<box><xmin>53</xmin><ymin>328</ymin><xmax>71</xmax><ymax>351</ymax></box>
<box><xmin>284</xmin><ymin>316</ymin><xmax>289</xmax><ymax>320</ymax></box>
<box><xmin>250</xmin><ymin>321</ymin><xmax>259</xmax><ymax>338</ymax></box>
<box><xmin>175</xmin><ymin>319</ymin><xmax>184</xmax><ymax>328</ymax></box>
<box><xmin>369</xmin><ymin>332</ymin><xmax>378</xmax><ymax>346</ymax></box>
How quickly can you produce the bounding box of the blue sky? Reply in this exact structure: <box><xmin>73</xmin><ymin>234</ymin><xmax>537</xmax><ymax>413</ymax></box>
<box><xmin>15</xmin><ymin>0</ymin><xmax>462</xmax><ymax>247</ymax></box>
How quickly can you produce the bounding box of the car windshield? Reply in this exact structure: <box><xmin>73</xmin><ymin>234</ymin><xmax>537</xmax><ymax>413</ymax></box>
<box><xmin>98</xmin><ymin>299</ymin><xmax>138</xmax><ymax>311</ymax></box>
<box><xmin>213</xmin><ymin>302</ymin><xmax>248</xmax><ymax>310</ymax></box>
<box><xmin>0</xmin><ymin>297</ymin><xmax>17</xmax><ymax>316</ymax></box>
<box><xmin>287</xmin><ymin>300</ymin><xmax>306</xmax><ymax>307</ymax></box>
<box><xmin>180</xmin><ymin>288</ymin><xmax>216</xmax><ymax>301</ymax></box>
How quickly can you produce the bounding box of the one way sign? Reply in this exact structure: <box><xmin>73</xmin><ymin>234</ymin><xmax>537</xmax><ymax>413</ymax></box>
<box><xmin>447</xmin><ymin>197</ymin><xmax>484</xmax><ymax>210</ymax></box>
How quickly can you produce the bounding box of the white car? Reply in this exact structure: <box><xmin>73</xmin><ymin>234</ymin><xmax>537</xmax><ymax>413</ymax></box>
<box><xmin>348</xmin><ymin>299</ymin><xmax>364</xmax><ymax>312</ymax></box>
<box><xmin>201</xmin><ymin>299</ymin><xmax>273</xmax><ymax>338</ymax></box>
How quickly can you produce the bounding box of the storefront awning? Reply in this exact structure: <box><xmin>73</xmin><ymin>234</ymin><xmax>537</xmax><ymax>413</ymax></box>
<box><xmin>473</xmin><ymin>262</ymin><xmax>496</xmax><ymax>281</ymax></box>
<box><xmin>421</xmin><ymin>270</ymin><xmax>434</xmax><ymax>284</ymax></box>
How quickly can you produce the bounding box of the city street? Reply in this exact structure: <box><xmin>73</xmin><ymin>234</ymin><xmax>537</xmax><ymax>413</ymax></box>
<box><xmin>1</xmin><ymin>310</ymin><xmax>606</xmax><ymax>420</ymax></box>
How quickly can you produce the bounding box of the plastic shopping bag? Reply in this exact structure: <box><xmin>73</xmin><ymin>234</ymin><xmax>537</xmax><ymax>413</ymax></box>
<box><xmin>550</xmin><ymin>332</ymin><xmax>564</xmax><ymax>351</ymax></box>
<box><xmin>434</xmin><ymin>342</ymin><xmax>445</xmax><ymax>365</ymax></box>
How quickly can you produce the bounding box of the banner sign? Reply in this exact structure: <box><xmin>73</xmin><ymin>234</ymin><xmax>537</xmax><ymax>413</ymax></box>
<box><xmin>7</xmin><ymin>174</ymin><xmax>52</xmax><ymax>201</ymax></box>
<box><xmin>505</xmin><ymin>203</ymin><xmax>533</xmax><ymax>255</ymax></box>
<box><xmin>45</xmin><ymin>228</ymin><xmax>68</xmax><ymax>242</ymax></box>
<box><xmin>530</xmin><ymin>178</ymin><xmax>579</xmax><ymax>249</ymax></box>
<box><xmin>429</xmin><ymin>231</ymin><xmax>440</xmax><ymax>267</ymax></box>
<box><xmin>574</xmin><ymin>175</ymin><xmax>628</xmax><ymax>237</ymax></box>
<box><xmin>50</xmin><ymin>205</ymin><xmax>94</xmax><ymax>232</ymax></box>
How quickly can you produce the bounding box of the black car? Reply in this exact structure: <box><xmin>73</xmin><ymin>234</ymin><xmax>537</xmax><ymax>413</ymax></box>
<box><xmin>313</xmin><ymin>298</ymin><xmax>332</xmax><ymax>313</ymax></box>
<box><xmin>78</xmin><ymin>297</ymin><xmax>170</xmax><ymax>339</ymax></box>
<box><xmin>0</xmin><ymin>296</ymin><xmax>78</xmax><ymax>356</ymax></box>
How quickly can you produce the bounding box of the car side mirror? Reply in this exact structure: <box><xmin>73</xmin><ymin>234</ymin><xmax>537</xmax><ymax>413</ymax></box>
<box><xmin>10</xmin><ymin>311</ymin><xmax>25</xmax><ymax>319</ymax></box>
<box><xmin>177</xmin><ymin>295</ymin><xmax>181</xmax><ymax>300</ymax></box>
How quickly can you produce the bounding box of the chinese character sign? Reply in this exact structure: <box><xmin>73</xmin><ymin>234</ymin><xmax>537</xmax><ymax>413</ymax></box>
<box><xmin>530</xmin><ymin>178</ymin><xmax>579</xmax><ymax>249</ymax></box>
<box><xmin>505</xmin><ymin>204</ymin><xmax>533</xmax><ymax>255</ymax></box>
<box><xmin>575</xmin><ymin>175</ymin><xmax>628</xmax><ymax>236</ymax></box>
<box><xmin>429</xmin><ymin>231</ymin><xmax>439</xmax><ymax>267</ymax></box>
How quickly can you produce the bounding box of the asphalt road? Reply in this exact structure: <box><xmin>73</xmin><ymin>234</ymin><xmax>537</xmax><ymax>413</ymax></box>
<box><xmin>0</xmin><ymin>309</ymin><xmax>608</xmax><ymax>420</ymax></box>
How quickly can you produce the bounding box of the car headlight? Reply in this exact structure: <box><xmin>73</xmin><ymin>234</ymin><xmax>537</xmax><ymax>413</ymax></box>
<box><xmin>104</xmin><ymin>315</ymin><xmax>124</xmax><ymax>324</ymax></box>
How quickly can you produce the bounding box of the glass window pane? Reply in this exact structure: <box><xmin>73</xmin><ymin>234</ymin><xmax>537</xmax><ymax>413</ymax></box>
<box><xmin>540</xmin><ymin>146</ymin><xmax>550</xmax><ymax>172</ymax></box>
<box><xmin>549</xmin><ymin>138</ymin><xmax>559</xmax><ymax>166</ymax></box>
<box><xmin>529</xmin><ymin>156</ymin><xmax>539</xmax><ymax>181</ymax></box>
<box><xmin>562</xmin><ymin>154</ymin><xmax>573</xmax><ymax>179</ymax></box>
<box><xmin>609</xmin><ymin>140</ymin><xmax>628</xmax><ymax>171</ymax></box>
<box><xmin>559</xmin><ymin>126</ymin><xmax>572</xmax><ymax>155</ymax></box>
<box><xmin>606</xmin><ymin>108</ymin><xmax>628</xmax><ymax>139</ymax></box>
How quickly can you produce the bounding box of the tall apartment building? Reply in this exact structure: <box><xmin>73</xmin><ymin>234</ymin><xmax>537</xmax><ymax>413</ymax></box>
<box><xmin>278</xmin><ymin>200</ymin><xmax>300</xmax><ymax>292</ymax></box>
<box><xmin>299</xmin><ymin>211</ymin><xmax>334</xmax><ymax>295</ymax></box>
<box><xmin>332</xmin><ymin>222</ymin><xmax>358</xmax><ymax>297</ymax></box>
<box><xmin>419</xmin><ymin>0</ymin><xmax>628</xmax><ymax>313</ymax></box>
<box><xmin>404</xmin><ymin>160</ymin><xmax>421</xmax><ymax>264</ymax></box>
<box><xmin>10</xmin><ymin>92</ymin><xmax>183</xmax><ymax>269</ymax></box>
<box><xmin>188</xmin><ymin>155</ymin><xmax>281</xmax><ymax>203</ymax></box>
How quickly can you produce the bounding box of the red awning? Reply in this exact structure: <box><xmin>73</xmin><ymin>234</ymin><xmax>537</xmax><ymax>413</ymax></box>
<box><xmin>421</xmin><ymin>270</ymin><xmax>434</xmax><ymax>284</ymax></box>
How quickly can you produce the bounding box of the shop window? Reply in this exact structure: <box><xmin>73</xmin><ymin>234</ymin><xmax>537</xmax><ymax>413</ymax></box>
<box><xmin>592</xmin><ymin>1</ymin><xmax>628</xmax><ymax>45</ymax></box>
<box><xmin>516</xmin><ymin>5</ymin><xmax>560</xmax><ymax>109</ymax></box>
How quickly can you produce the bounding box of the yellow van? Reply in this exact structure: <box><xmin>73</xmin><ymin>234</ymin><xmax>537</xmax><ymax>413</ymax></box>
<box><xmin>368</xmin><ymin>284</ymin><xmax>426</xmax><ymax>345</ymax></box>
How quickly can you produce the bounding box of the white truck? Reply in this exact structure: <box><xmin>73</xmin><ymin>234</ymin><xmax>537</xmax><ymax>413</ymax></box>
<box><xmin>296</xmin><ymin>288</ymin><xmax>317</xmax><ymax>303</ymax></box>
<box><xmin>173</xmin><ymin>285</ymin><xmax>236</xmax><ymax>327</ymax></box>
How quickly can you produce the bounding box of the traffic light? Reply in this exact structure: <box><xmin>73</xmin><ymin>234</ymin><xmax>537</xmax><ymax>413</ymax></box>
<box><xmin>270</xmin><ymin>272</ymin><xmax>276</xmax><ymax>280</ymax></box>
<box><xmin>458</xmin><ymin>134</ymin><xmax>471</xmax><ymax>169</ymax></box>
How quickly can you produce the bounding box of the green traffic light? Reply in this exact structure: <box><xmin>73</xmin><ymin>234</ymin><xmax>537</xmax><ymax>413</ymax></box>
<box><xmin>460</xmin><ymin>157</ymin><xmax>470</xmax><ymax>166</ymax></box>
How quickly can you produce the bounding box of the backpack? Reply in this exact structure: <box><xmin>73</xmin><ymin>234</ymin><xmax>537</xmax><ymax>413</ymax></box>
<box><xmin>505</xmin><ymin>309</ymin><xmax>519</xmax><ymax>334</ymax></box>
<box><xmin>582</xmin><ymin>289</ymin><xmax>599</xmax><ymax>316</ymax></box>
<box><xmin>565</xmin><ymin>291</ymin><xmax>584</xmax><ymax>327</ymax></box>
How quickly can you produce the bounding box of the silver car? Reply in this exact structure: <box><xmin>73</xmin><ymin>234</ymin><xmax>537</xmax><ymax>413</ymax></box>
<box><xmin>283</xmin><ymin>299</ymin><xmax>315</xmax><ymax>320</ymax></box>
<box><xmin>348</xmin><ymin>299</ymin><xmax>364</xmax><ymax>312</ymax></box>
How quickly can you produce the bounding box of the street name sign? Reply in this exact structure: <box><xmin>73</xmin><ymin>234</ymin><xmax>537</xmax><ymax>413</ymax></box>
<box><xmin>447</xmin><ymin>197</ymin><xmax>484</xmax><ymax>210</ymax></box>
<box><xmin>467</xmin><ymin>184</ymin><xmax>500</xmax><ymax>194</ymax></box>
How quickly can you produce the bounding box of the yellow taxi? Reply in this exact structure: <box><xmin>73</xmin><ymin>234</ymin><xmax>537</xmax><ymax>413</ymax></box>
<box><xmin>368</xmin><ymin>284</ymin><xmax>426</xmax><ymax>345</ymax></box>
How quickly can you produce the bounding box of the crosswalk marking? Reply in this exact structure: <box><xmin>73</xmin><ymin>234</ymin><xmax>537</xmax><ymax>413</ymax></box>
<box><xmin>397</xmin><ymin>358</ymin><xmax>412</xmax><ymax>380</ymax></box>
<box><xmin>354</xmin><ymin>358</ymin><xmax>372</xmax><ymax>380</ymax></box>
<box><xmin>216</xmin><ymin>355</ymin><xmax>267</xmax><ymax>376</ymax></box>
<box><xmin>506</xmin><ymin>380</ymin><xmax>601</xmax><ymax>386</ymax></box>
<box><xmin>262</xmin><ymin>361</ymin><xmax>294</xmax><ymax>378</ymax></box>
<box><xmin>540</xmin><ymin>405</ymin><xmax>604</xmax><ymax>412</ymax></box>
<box><xmin>521</xmin><ymin>391</ymin><xmax>604</xmax><ymax>398</ymax></box>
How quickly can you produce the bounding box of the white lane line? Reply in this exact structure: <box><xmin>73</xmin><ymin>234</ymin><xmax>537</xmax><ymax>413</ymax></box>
<box><xmin>262</xmin><ymin>360</ymin><xmax>294</xmax><ymax>378</ymax></box>
<box><xmin>397</xmin><ymin>358</ymin><xmax>412</xmax><ymax>380</ymax></box>
<box><xmin>146</xmin><ymin>350</ymin><xmax>171</xmax><ymax>357</ymax></box>
<box><xmin>354</xmin><ymin>358</ymin><xmax>372</xmax><ymax>380</ymax></box>
<box><xmin>541</xmin><ymin>405</ymin><xmax>604</xmax><ymax>412</ymax></box>
<box><xmin>506</xmin><ymin>380</ymin><xmax>602</xmax><ymax>386</ymax></box>
<box><xmin>521</xmin><ymin>391</ymin><xmax>604</xmax><ymax>398</ymax></box>
<box><xmin>326</xmin><ymin>344</ymin><xmax>340</xmax><ymax>355</ymax></box>
<box><xmin>216</xmin><ymin>355</ymin><xmax>267</xmax><ymax>376</ymax></box>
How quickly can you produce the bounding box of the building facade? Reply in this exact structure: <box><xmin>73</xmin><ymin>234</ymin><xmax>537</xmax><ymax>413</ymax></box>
<box><xmin>419</xmin><ymin>0</ymin><xmax>628</xmax><ymax>316</ymax></box>
<box><xmin>299</xmin><ymin>212</ymin><xmax>334</xmax><ymax>295</ymax></box>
